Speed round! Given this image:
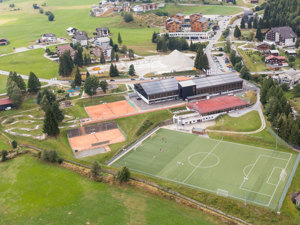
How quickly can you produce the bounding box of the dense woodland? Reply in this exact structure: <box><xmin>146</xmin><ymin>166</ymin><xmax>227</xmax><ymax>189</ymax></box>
<box><xmin>260</xmin><ymin>78</ymin><xmax>300</xmax><ymax>147</ymax></box>
<box><xmin>262</xmin><ymin>0</ymin><xmax>300</xmax><ymax>36</ymax></box>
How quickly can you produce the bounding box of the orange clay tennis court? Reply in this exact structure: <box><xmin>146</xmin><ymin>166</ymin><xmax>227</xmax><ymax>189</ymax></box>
<box><xmin>85</xmin><ymin>100</ymin><xmax>137</xmax><ymax>121</ymax></box>
<box><xmin>68</xmin><ymin>128</ymin><xmax>125</xmax><ymax>152</ymax></box>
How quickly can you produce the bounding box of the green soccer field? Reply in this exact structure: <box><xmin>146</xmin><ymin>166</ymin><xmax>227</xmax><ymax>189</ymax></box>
<box><xmin>112</xmin><ymin>128</ymin><xmax>298</xmax><ymax>210</ymax></box>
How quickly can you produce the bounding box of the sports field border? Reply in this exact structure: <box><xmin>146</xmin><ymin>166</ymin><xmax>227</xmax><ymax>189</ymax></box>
<box><xmin>110</xmin><ymin>127</ymin><xmax>297</xmax><ymax>209</ymax></box>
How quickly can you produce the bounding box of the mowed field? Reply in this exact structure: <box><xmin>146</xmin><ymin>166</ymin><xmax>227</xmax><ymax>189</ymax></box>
<box><xmin>0</xmin><ymin>155</ymin><xmax>224</xmax><ymax>225</ymax></box>
<box><xmin>113</xmin><ymin>128</ymin><xmax>298</xmax><ymax>210</ymax></box>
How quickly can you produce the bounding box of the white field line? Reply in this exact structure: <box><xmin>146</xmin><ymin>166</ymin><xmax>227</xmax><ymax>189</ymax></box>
<box><xmin>183</xmin><ymin>138</ymin><xmax>223</xmax><ymax>183</ymax></box>
<box><xmin>129</xmin><ymin>167</ymin><xmax>270</xmax><ymax>208</ymax></box>
<box><xmin>267</xmin><ymin>154</ymin><xmax>292</xmax><ymax>207</ymax></box>
<box><xmin>240</xmin><ymin>155</ymin><xmax>262</xmax><ymax>189</ymax></box>
<box><xmin>266</xmin><ymin>167</ymin><xmax>283</xmax><ymax>186</ymax></box>
<box><xmin>240</xmin><ymin>187</ymin><xmax>272</xmax><ymax>197</ymax></box>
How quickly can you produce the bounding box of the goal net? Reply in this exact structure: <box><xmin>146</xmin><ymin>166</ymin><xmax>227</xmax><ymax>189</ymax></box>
<box><xmin>280</xmin><ymin>169</ymin><xmax>287</xmax><ymax>181</ymax></box>
<box><xmin>217</xmin><ymin>189</ymin><xmax>229</xmax><ymax>197</ymax></box>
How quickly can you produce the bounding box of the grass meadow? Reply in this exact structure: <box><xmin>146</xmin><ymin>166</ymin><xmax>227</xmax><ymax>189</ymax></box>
<box><xmin>0</xmin><ymin>154</ymin><xmax>224</xmax><ymax>225</ymax></box>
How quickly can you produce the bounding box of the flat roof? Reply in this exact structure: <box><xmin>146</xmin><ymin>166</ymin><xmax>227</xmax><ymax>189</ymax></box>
<box><xmin>192</xmin><ymin>73</ymin><xmax>242</xmax><ymax>89</ymax></box>
<box><xmin>187</xmin><ymin>96</ymin><xmax>248</xmax><ymax>115</ymax></box>
<box><xmin>140</xmin><ymin>78</ymin><xmax>178</xmax><ymax>95</ymax></box>
<box><xmin>179</xmin><ymin>80</ymin><xmax>195</xmax><ymax>87</ymax></box>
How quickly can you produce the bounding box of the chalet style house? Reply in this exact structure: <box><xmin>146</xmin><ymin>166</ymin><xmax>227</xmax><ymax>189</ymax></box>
<box><xmin>265</xmin><ymin>26</ymin><xmax>297</xmax><ymax>47</ymax></box>
<box><xmin>40</xmin><ymin>33</ymin><xmax>57</xmax><ymax>43</ymax></box>
<box><xmin>0</xmin><ymin>38</ymin><xmax>8</xmax><ymax>46</ymax></box>
<box><xmin>72</xmin><ymin>31</ymin><xmax>88</xmax><ymax>46</ymax></box>
<box><xmin>56</xmin><ymin>44</ymin><xmax>76</xmax><ymax>59</ymax></box>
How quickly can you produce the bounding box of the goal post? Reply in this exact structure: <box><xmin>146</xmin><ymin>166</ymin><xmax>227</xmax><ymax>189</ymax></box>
<box><xmin>217</xmin><ymin>189</ymin><xmax>229</xmax><ymax>197</ymax></box>
<box><xmin>280</xmin><ymin>169</ymin><xmax>287</xmax><ymax>181</ymax></box>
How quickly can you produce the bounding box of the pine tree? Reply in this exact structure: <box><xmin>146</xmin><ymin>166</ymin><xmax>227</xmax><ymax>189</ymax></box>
<box><xmin>115</xmin><ymin>54</ymin><xmax>119</xmax><ymax>62</ymax></box>
<box><xmin>51</xmin><ymin>101</ymin><xmax>64</xmax><ymax>122</ymax></box>
<box><xmin>114</xmin><ymin>64</ymin><xmax>119</xmax><ymax>76</ymax></box>
<box><xmin>91</xmin><ymin>161</ymin><xmax>101</xmax><ymax>177</ymax></box>
<box><xmin>43</xmin><ymin>108</ymin><xmax>60</xmax><ymax>137</ymax></box>
<box><xmin>117</xmin><ymin>166</ymin><xmax>130</xmax><ymax>183</ymax></box>
<box><xmin>255</xmin><ymin>27</ymin><xmax>263</xmax><ymax>41</ymax></box>
<box><xmin>152</xmin><ymin>32</ymin><xmax>157</xmax><ymax>43</ymax></box>
<box><xmin>128</xmin><ymin>64</ymin><xmax>135</xmax><ymax>76</ymax></box>
<box><xmin>40</xmin><ymin>95</ymin><xmax>50</xmax><ymax>112</ymax></box>
<box><xmin>100</xmin><ymin>51</ymin><xmax>106</xmax><ymax>64</ymax></box>
<box><xmin>86</xmin><ymin>71</ymin><xmax>90</xmax><ymax>78</ymax></box>
<box><xmin>118</xmin><ymin>32</ymin><xmax>122</xmax><ymax>44</ymax></box>
<box><xmin>253</xmin><ymin>14</ymin><xmax>258</xmax><ymax>29</ymax></box>
<box><xmin>128</xmin><ymin>49</ymin><xmax>134</xmax><ymax>60</ymax></box>
<box><xmin>28</xmin><ymin>72</ymin><xmax>41</xmax><ymax>93</ymax></box>
<box><xmin>10</xmin><ymin>83</ymin><xmax>23</xmax><ymax>108</ymax></box>
<box><xmin>15</xmin><ymin>74</ymin><xmax>26</xmax><ymax>92</ymax></box>
<box><xmin>74</xmin><ymin>47</ymin><xmax>83</xmax><ymax>67</ymax></box>
<box><xmin>248</xmin><ymin>20</ymin><xmax>252</xmax><ymax>29</ymax></box>
<box><xmin>240</xmin><ymin>18</ymin><xmax>245</xmax><ymax>29</ymax></box>
<box><xmin>59</xmin><ymin>51</ymin><xmax>74</xmax><ymax>77</ymax></box>
<box><xmin>110</xmin><ymin>49</ymin><xmax>115</xmax><ymax>62</ymax></box>
<box><xmin>234</xmin><ymin>25</ymin><xmax>241</xmax><ymax>38</ymax></box>
<box><xmin>74</xmin><ymin>67</ymin><xmax>82</xmax><ymax>86</ymax></box>
<box><xmin>109</xmin><ymin>64</ymin><xmax>115</xmax><ymax>77</ymax></box>
<box><xmin>109</xmin><ymin>38</ymin><xmax>113</xmax><ymax>47</ymax></box>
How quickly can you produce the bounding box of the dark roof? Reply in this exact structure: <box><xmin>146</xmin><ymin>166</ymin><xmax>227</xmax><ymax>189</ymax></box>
<box><xmin>42</xmin><ymin>33</ymin><xmax>56</xmax><ymax>37</ymax></box>
<box><xmin>73</xmin><ymin>31</ymin><xmax>88</xmax><ymax>40</ymax></box>
<box><xmin>187</xmin><ymin>73</ymin><xmax>242</xmax><ymax>89</ymax></box>
<box><xmin>140</xmin><ymin>78</ymin><xmax>178</xmax><ymax>95</ymax></box>
<box><xmin>0</xmin><ymin>38</ymin><xmax>8</xmax><ymax>42</ymax></box>
<box><xmin>0</xmin><ymin>98</ymin><xmax>12</xmax><ymax>106</ymax></box>
<box><xmin>96</xmin><ymin>27</ymin><xmax>109</xmax><ymax>32</ymax></box>
<box><xmin>269</xmin><ymin>26</ymin><xmax>297</xmax><ymax>39</ymax></box>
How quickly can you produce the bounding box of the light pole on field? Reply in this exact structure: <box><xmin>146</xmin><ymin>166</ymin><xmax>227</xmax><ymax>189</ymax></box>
<box><xmin>275</xmin><ymin>127</ymin><xmax>279</xmax><ymax>150</ymax></box>
<box><xmin>177</xmin><ymin>161</ymin><xmax>183</xmax><ymax>181</ymax></box>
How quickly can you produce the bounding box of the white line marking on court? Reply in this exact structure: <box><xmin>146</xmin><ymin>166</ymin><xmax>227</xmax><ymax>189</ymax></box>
<box><xmin>267</xmin><ymin>154</ymin><xmax>292</xmax><ymax>206</ymax></box>
<box><xmin>242</xmin><ymin>164</ymin><xmax>254</xmax><ymax>177</ymax></box>
<box><xmin>183</xmin><ymin>138</ymin><xmax>223</xmax><ymax>183</ymax></box>
<box><xmin>266</xmin><ymin>167</ymin><xmax>283</xmax><ymax>186</ymax></box>
<box><xmin>240</xmin><ymin>155</ymin><xmax>262</xmax><ymax>189</ymax></box>
<box><xmin>239</xmin><ymin>187</ymin><xmax>272</xmax><ymax>197</ymax></box>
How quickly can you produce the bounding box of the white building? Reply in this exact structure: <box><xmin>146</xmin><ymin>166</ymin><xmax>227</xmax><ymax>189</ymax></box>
<box><xmin>66</xmin><ymin>27</ymin><xmax>78</xmax><ymax>36</ymax></box>
<box><xmin>41</xmin><ymin>33</ymin><xmax>57</xmax><ymax>43</ymax></box>
<box><xmin>72</xmin><ymin>31</ymin><xmax>88</xmax><ymax>46</ymax></box>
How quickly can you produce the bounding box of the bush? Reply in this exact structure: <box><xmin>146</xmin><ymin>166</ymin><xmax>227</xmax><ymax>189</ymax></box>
<box><xmin>57</xmin><ymin>158</ymin><xmax>63</xmax><ymax>164</ymax></box>
<box><xmin>57</xmin><ymin>89</ymin><xmax>65</xmax><ymax>93</ymax></box>
<box><xmin>136</xmin><ymin>120</ymin><xmax>153</xmax><ymax>136</ymax></box>
<box><xmin>91</xmin><ymin>161</ymin><xmax>101</xmax><ymax>177</ymax></box>
<box><xmin>123</xmin><ymin>13</ymin><xmax>133</xmax><ymax>23</ymax></box>
<box><xmin>117</xmin><ymin>166</ymin><xmax>130</xmax><ymax>183</ymax></box>
<box><xmin>11</xmin><ymin>140</ymin><xmax>17</xmax><ymax>149</ymax></box>
<box><xmin>1</xmin><ymin>150</ymin><xmax>8</xmax><ymax>162</ymax></box>
<box><xmin>42</xmin><ymin>150</ymin><xmax>58</xmax><ymax>163</ymax></box>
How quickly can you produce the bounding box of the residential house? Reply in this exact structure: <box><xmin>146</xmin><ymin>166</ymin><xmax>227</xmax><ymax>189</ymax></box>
<box><xmin>56</xmin><ymin>44</ymin><xmax>76</xmax><ymax>59</ymax></box>
<box><xmin>191</xmin><ymin>17</ymin><xmax>208</xmax><ymax>32</ymax></box>
<box><xmin>0</xmin><ymin>98</ymin><xmax>12</xmax><ymax>111</ymax></box>
<box><xmin>256</xmin><ymin>42</ymin><xmax>271</xmax><ymax>52</ymax></box>
<box><xmin>0</xmin><ymin>38</ymin><xmax>8</xmax><ymax>46</ymax></box>
<box><xmin>112</xmin><ymin>6</ymin><xmax>121</xmax><ymax>12</ymax></box>
<box><xmin>96</xmin><ymin>27</ymin><xmax>110</xmax><ymax>37</ymax></box>
<box><xmin>90</xmin><ymin>6</ymin><xmax>105</xmax><ymax>17</ymax></box>
<box><xmin>285</xmin><ymin>49</ymin><xmax>297</xmax><ymax>56</ymax></box>
<box><xmin>72</xmin><ymin>31</ymin><xmax>88</xmax><ymax>46</ymax></box>
<box><xmin>265</xmin><ymin>26</ymin><xmax>297</xmax><ymax>47</ymax></box>
<box><xmin>190</xmin><ymin>13</ymin><xmax>202</xmax><ymax>23</ymax></box>
<box><xmin>132</xmin><ymin>5</ymin><xmax>143</xmax><ymax>13</ymax></box>
<box><xmin>66</xmin><ymin>27</ymin><xmax>78</xmax><ymax>36</ymax></box>
<box><xmin>166</xmin><ymin>18</ymin><xmax>182</xmax><ymax>33</ymax></box>
<box><xmin>122</xmin><ymin>2</ymin><xmax>130</xmax><ymax>12</ymax></box>
<box><xmin>40</xmin><ymin>33</ymin><xmax>57</xmax><ymax>43</ymax></box>
<box><xmin>243</xmin><ymin>10</ymin><xmax>254</xmax><ymax>23</ymax></box>
<box><xmin>278</xmin><ymin>69</ymin><xmax>300</xmax><ymax>87</ymax></box>
<box><xmin>265</xmin><ymin>55</ymin><xmax>287</xmax><ymax>66</ymax></box>
<box><xmin>170</xmin><ymin>13</ymin><xmax>185</xmax><ymax>23</ymax></box>
<box><xmin>269</xmin><ymin>49</ymin><xmax>279</xmax><ymax>56</ymax></box>
<box><xmin>92</xmin><ymin>37</ymin><xmax>112</xmax><ymax>59</ymax></box>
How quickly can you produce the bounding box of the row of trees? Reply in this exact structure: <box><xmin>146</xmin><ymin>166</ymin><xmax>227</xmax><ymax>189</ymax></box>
<box><xmin>261</xmin><ymin>78</ymin><xmax>300</xmax><ymax>146</ymax></box>
<box><xmin>194</xmin><ymin>47</ymin><xmax>209</xmax><ymax>71</ymax></box>
<box><xmin>6</xmin><ymin>71</ymin><xmax>41</xmax><ymax>108</ymax></box>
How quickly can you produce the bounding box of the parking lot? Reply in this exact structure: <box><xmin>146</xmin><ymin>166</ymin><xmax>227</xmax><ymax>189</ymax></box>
<box><xmin>213</xmin><ymin>55</ymin><xmax>234</xmax><ymax>73</ymax></box>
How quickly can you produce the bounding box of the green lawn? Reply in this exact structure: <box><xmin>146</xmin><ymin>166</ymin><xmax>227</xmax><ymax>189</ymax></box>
<box><xmin>112</xmin><ymin>128</ymin><xmax>297</xmax><ymax>210</ymax></box>
<box><xmin>208</xmin><ymin>110</ymin><xmax>261</xmax><ymax>132</ymax></box>
<box><xmin>0</xmin><ymin>74</ymin><xmax>8</xmax><ymax>94</ymax></box>
<box><xmin>154</xmin><ymin>4</ymin><xmax>242</xmax><ymax>16</ymax></box>
<box><xmin>0</xmin><ymin>49</ymin><xmax>59</xmax><ymax>79</ymax></box>
<box><xmin>0</xmin><ymin>154</ymin><xmax>224</xmax><ymax>225</ymax></box>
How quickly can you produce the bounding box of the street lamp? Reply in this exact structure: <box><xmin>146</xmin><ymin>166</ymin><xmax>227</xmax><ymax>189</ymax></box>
<box><xmin>275</xmin><ymin>127</ymin><xmax>279</xmax><ymax>150</ymax></box>
<box><xmin>177</xmin><ymin>161</ymin><xmax>183</xmax><ymax>181</ymax></box>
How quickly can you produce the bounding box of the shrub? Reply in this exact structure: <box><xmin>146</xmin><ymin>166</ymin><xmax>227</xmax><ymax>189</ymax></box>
<box><xmin>123</xmin><ymin>13</ymin><xmax>133</xmax><ymax>23</ymax></box>
<box><xmin>91</xmin><ymin>161</ymin><xmax>101</xmax><ymax>177</ymax></box>
<box><xmin>11</xmin><ymin>140</ymin><xmax>17</xmax><ymax>149</ymax></box>
<box><xmin>57</xmin><ymin>158</ymin><xmax>63</xmax><ymax>164</ymax></box>
<box><xmin>42</xmin><ymin>150</ymin><xmax>58</xmax><ymax>163</ymax></box>
<box><xmin>136</xmin><ymin>120</ymin><xmax>153</xmax><ymax>136</ymax></box>
<box><xmin>1</xmin><ymin>150</ymin><xmax>8</xmax><ymax>162</ymax></box>
<box><xmin>117</xmin><ymin>166</ymin><xmax>130</xmax><ymax>183</ymax></box>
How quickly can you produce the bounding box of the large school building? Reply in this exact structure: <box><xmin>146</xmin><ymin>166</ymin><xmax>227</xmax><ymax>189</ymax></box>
<box><xmin>134</xmin><ymin>73</ymin><xmax>243</xmax><ymax>104</ymax></box>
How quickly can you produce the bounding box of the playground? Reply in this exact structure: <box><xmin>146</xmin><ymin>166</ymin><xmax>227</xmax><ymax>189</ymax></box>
<box><xmin>112</xmin><ymin>128</ymin><xmax>298</xmax><ymax>210</ymax></box>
